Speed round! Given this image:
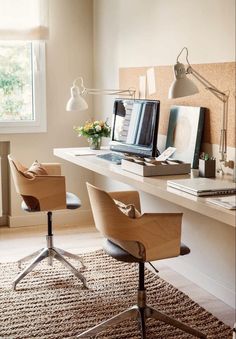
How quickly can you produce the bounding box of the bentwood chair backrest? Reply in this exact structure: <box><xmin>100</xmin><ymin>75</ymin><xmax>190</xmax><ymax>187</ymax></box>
<box><xmin>86</xmin><ymin>182</ymin><xmax>182</xmax><ymax>262</ymax></box>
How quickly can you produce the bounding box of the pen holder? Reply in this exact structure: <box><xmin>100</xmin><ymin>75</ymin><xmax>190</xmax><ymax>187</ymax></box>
<box><xmin>199</xmin><ymin>159</ymin><xmax>216</xmax><ymax>178</ymax></box>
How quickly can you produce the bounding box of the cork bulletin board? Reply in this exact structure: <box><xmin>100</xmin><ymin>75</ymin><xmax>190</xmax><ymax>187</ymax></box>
<box><xmin>119</xmin><ymin>62</ymin><xmax>235</xmax><ymax>148</ymax></box>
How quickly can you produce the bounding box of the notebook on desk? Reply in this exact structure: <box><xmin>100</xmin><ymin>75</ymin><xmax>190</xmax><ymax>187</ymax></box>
<box><xmin>206</xmin><ymin>195</ymin><xmax>236</xmax><ymax>209</ymax></box>
<box><xmin>167</xmin><ymin>177</ymin><xmax>236</xmax><ymax>196</ymax></box>
<box><xmin>96</xmin><ymin>152</ymin><xmax>124</xmax><ymax>164</ymax></box>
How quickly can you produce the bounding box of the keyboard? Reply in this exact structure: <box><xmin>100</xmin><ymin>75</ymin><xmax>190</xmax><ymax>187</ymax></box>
<box><xmin>96</xmin><ymin>153</ymin><xmax>124</xmax><ymax>164</ymax></box>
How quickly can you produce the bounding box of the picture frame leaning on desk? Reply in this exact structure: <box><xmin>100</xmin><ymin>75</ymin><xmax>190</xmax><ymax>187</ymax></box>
<box><xmin>165</xmin><ymin>105</ymin><xmax>206</xmax><ymax>169</ymax></box>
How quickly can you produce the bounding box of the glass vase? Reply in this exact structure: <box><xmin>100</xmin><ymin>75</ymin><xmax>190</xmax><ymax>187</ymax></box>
<box><xmin>88</xmin><ymin>137</ymin><xmax>101</xmax><ymax>150</ymax></box>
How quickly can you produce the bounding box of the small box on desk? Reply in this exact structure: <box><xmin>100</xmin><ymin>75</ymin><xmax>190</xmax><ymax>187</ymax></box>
<box><xmin>199</xmin><ymin>159</ymin><xmax>216</xmax><ymax>178</ymax></box>
<box><xmin>121</xmin><ymin>159</ymin><xmax>191</xmax><ymax>177</ymax></box>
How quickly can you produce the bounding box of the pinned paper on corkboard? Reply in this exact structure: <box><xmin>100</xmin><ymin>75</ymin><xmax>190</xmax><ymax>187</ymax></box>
<box><xmin>139</xmin><ymin>75</ymin><xmax>146</xmax><ymax>99</ymax></box>
<box><xmin>146</xmin><ymin>67</ymin><xmax>156</xmax><ymax>95</ymax></box>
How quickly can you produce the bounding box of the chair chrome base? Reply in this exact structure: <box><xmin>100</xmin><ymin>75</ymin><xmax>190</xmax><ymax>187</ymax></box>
<box><xmin>77</xmin><ymin>278</ymin><xmax>206</xmax><ymax>339</ymax></box>
<box><xmin>77</xmin><ymin>289</ymin><xmax>206</xmax><ymax>338</ymax></box>
<box><xmin>13</xmin><ymin>235</ymin><xmax>87</xmax><ymax>290</ymax></box>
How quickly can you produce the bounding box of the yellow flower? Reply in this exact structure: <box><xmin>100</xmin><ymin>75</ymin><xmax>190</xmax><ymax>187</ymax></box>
<box><xmin>84</xmin><ymin>125</ymin><xmax>90</xmax><ymax>132</ymax></box>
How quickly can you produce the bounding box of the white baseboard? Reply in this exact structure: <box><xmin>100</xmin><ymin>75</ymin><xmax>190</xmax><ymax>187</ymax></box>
<box><xmin>166</xmin><ymin>257</ymin><xmax>235</xmax><ymax>309</ymax></box>
<box><xmin>9</xmin><ymin>209</ymin><xmax>94</xmax><ymax>228</ymax></box>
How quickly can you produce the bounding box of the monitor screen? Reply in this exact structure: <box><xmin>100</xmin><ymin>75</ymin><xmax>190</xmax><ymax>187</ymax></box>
<box><xmin>110</xmin><ymin>99</ymin><xmax>160</xmax><ymax>157</ymax></box>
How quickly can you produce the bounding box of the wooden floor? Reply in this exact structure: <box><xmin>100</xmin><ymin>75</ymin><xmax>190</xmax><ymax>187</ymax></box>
<box><xmin>0</xmin><ymin>223</ymin><xmax>235</xmax><ymax>328</ymax></box>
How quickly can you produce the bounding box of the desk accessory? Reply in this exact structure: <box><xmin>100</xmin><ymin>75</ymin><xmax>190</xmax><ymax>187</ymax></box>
<box><xmin>156</xmin><ymin>146</ymin><xmax>176</xmax><ymax>161</ymax></box>
<box><xmin>121</xmin><ymin>158</ymin><xmax>191</xmax><ymax>177</ymax></box>
<box><xmin>66</xmin><ymin>77</ymin><xmax>135</xmax><ymax>112</ymax></box>
<box><xmin>199</xmin><ymin>158</ymin><xmax>216</xmax><ymax>178</ymax></box>
<box><xmin>206</xmin><ymin>195</ymin><xmax>236</xmax><ymax>210</ymax></box>
<box><xmin>167</xmin><ymin>177</ymin><xmax>236</xmax><ymax>196</ymax></box>
<box><xmin>166</xmin><ymin>105</ymin><xmax>205</xmax><ymax>168</ymax></box>
<box><xmin>97</xmin><ymin>152</ymin><xmax>124</xmax><ymax>164</ymax></box>
<box><xmin>67</xmin><ymin>150</ymin><xmax>96</xmax><ymax>156</ymax></box>
<box><xmin>168</xmin><ymin>47</ymin><xmax>229</xmax><ymax>165</ymax></box>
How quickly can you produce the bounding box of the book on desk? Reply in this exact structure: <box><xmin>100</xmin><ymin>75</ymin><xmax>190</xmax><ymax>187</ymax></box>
<box><xmin>206</xmin><ymin>195</ymin><xmax>236</xmax><ymax>210</ymax></box>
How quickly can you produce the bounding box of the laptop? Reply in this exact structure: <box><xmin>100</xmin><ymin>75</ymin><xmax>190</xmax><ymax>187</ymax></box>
<box><xmin>167</xmin><ymin>177</ymin><xmax>236</xmax><ymax>196</ymax></box>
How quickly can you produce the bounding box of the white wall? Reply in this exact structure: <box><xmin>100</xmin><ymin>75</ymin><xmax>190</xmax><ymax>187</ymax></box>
<box><xmin>106</xmin><ymin>0</ymin><xmax>235</xmax><ymax>67</ymax></box>
<box><xmin>0</xmin><ymin>0</ymin><xmax>95</xmax><ymax>226</ymax></box>
<box><xmin>93</xmin><ymin>0</ymin><xmax>236</xmax><ymax>307</ymax></box>
<box><xmin>94</xmin><ymin>0</ymin><xmax>235</xmax><ymax>84</ymax></box>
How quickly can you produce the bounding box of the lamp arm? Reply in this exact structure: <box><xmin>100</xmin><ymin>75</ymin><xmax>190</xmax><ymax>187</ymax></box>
<box><xmin>72</xmin><ymin>77</ymin><xmax>87</xmax><ymax>95</ymax></box>
<box><xmin>178</xmin><ymin>47</ymin><xmax>228</xmax><ymax>101</ymax></box>
<box><xmin>187</xmin><ymin>66</ymin><xmax>227</xmax><ymax>102</ymax></box>
<box><xmin>176</xmin><ymin>47</ymin><xmax>190</xmax><ymax>64</ymax></box>
<box><xmin>219</xmin><ymin>97</ymin><xmax>228</xmax><ymax>158</ymax></box>
<box><xmin>187</xmin><ymin>66</ymin><xmax>229</xmax><ymax>161</ymax></box>
<box><xmin>176</xmin><ymin>47</ymin><xmax>229</xmax><ymax>162</ymax></box>
<box><xmin>72</xmin><ymin>77</ymin><xmax>135</xmax><ymax>99</ymax></box>
<box><xmin>85</xmin><ymin>88</ymin><xmax>136</xmax><ymax>98</ymax></box>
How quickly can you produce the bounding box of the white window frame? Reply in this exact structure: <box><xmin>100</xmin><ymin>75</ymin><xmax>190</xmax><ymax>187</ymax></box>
<box><xmin>0</xmin><ymin>41</ymin><xmax>46</xmax><ymax>134</ymax></box>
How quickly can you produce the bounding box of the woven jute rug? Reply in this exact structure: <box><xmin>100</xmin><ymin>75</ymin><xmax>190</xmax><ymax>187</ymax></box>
<box><xmin>0</xmin><ymin>249</ymin><xmax>232</xmax><ymax>338</ymax></box>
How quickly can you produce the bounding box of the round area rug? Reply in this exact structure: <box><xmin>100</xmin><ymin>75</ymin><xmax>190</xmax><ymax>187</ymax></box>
<box><xmin>0</xmin><ymin>249</ymin><xmax>232</xmax><ymax>338</ymax></box>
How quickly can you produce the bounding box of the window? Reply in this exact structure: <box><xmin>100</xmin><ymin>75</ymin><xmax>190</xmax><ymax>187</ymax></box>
<box><xmin>0</xmin><ymin>41</ymin><xmax>46</xmax><ymax>133</ymax></box>
<box><xmin>0</xmin><ymin>0</ymin><xmax>48</xmax><ymax>134</ymax></box>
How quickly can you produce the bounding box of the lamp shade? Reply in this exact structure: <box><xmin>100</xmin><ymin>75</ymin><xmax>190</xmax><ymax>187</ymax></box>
<box><xmin>66</xmin><ymin>85</ymin><xmax>88</xmax><ymax>112</ymax></box>
<box><xmin>168</xmin><ymin>62</ymin><xmax>199</xmax><ymax>99</ymax></box>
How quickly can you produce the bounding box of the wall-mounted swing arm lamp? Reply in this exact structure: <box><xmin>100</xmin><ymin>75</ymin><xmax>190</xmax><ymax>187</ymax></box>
<box><xmin>66</xmin><ymin>76</ymin><xmax>136</xmax><ymax>112</ymax></box>
<box><xmin>168</xmin><ymin>47</ymin><xmax>229</xmax><ymax>163</ymax></box>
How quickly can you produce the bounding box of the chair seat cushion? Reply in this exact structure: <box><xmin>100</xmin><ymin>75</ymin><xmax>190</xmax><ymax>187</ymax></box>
<box><xmin>103</xmin><ymin>239</ymin><xmax>190</xmax><ymax>264</ymax></box>
<box><xmin>180</xmin><ymin>242</ymin><xmax>191</xmax><ymax>255</ymax></box>
<box><xmin>21</xmin><ymin>195</ymin><xmax>40</xmax><ymax>212</ymax></box>
<box><xmin>66</xmin><ymin>192</ymin><xmax>81</xmax><ymax>209</ymax></box>
<box><xmin>103</xmin><ymin>239</ymin><xmax>144</xmax><ymax>263</ymax></box>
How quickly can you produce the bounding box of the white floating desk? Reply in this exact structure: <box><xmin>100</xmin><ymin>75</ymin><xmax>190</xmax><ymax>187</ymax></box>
<box><xmin>54</xmin><ymin>147</ymin><xmax>235</xmax><ymax>227</ymax></box>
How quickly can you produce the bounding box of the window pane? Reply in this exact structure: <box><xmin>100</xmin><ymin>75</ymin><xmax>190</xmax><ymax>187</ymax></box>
<box><xmin>0</xmin><ymin>41</ymin><xmax>34</xmax><ymax>121</ymax></box>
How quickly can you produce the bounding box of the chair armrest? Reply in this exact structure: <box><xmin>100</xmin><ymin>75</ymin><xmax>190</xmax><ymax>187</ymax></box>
<box><xmin>105</xmin><ymin>212</ymin><xmax>182</xmax><ymax>261</ymax></box>
<box><xmin>108</xmin><ymin>190</ymin><xmax>141</xmax><ymax>212</ymax></box>
<box><xmin>41</xmin><ymin>163</ymin><xmax>62</xmax><ymax>175</ymax></box>
<box><xmin>20</xmin><ymin>175</ymin><xmax>66</xmax><ymax>211</ymax></box>
<box><xmin>86</xmin><ymin>183</ymin><xmax>182</xmax><ymax>261</ymax></box>
<box><xmin>130</xmin><ymin>213</ymin><xmax>183</xmax><ymax>261</ymax></box>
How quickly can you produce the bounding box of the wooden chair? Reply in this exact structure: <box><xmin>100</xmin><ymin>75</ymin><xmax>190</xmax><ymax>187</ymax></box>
<box><xmin>8</xmin><ymin>155</ymin><xmax>87</xmax><ymax>289</ymax></box>
<box><xmin>77</xmin><ymin>182</ymin><xmax>206</xmax><ymax>338</ymax></box>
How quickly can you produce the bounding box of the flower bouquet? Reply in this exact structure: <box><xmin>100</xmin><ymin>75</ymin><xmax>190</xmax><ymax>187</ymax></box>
<box><xmin>74</xmin><ymin>119</ymin><xmax>111</xmax><ymax>149</ymax></box>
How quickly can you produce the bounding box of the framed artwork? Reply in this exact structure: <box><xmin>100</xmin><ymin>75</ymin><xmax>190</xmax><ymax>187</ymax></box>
<box><xmin>166</xmin><ymin>105</ymin><xmax>206</xmax><ymax>168</ymax></box>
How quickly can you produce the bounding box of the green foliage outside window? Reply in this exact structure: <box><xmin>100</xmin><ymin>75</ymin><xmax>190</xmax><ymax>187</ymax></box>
<box><xmin>0</xmin><ymin>42</ymin><xmax>33</xmax><ymax>121</ymax></box>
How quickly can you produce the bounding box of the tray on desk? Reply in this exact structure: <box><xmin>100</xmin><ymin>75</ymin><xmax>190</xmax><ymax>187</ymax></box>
<box><xmin>121</xmin><ymin>159</ymin><xmax>191</xmax><ymax>177</ymax></box>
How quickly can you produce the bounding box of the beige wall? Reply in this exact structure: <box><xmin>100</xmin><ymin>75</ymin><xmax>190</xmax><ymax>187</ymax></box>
<box><xmin>93</xmin><ymin>0</ymin><xmax>236</xmax><ymax>307</ymax></box>
<box><xmin>93</xmin><ymin>0</ymin><xmax>235</xmax><ymax>135</ymax></box>
<box><xmin>94</xmin><ymin>0</ymin><xmax>235</xmax><ymax>68</ymax></box>
<box><xmin>0</xmin><ymin>0</ymin><xmax>95</xmax><ymax>225</ymax></box>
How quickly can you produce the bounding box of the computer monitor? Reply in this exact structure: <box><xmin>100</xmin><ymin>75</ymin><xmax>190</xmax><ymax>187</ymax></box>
<box><xmin>109</xmin><ymin>98</ymin><xmax>160</xmax><ymax>158</ymax></box>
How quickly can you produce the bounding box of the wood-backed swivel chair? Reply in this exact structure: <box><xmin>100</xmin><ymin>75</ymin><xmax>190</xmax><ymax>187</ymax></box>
<box><xmin>8</xmin><ymin>155</ymin><xmax>87</xmax><ymax>289</ymax></box>
<box><xmin>77</xmin><ymin>183</ymin><xmax>206</xmax><ymax>338</ymax></box>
